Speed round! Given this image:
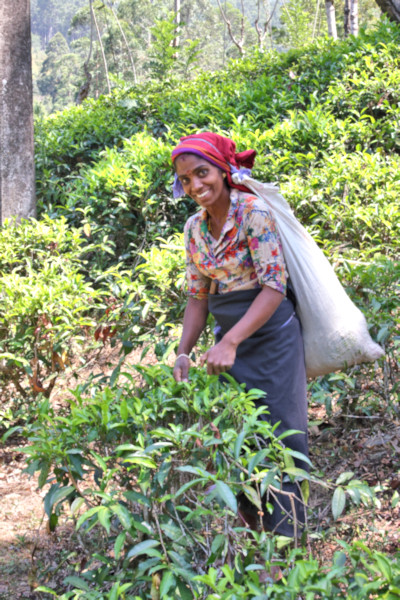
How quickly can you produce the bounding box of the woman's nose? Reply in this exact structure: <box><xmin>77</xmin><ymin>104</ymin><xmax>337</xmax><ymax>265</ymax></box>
<box><xmin>191</xmin><ymin>176</ymin><xmax>202</xmax><ymax>192</ymax></box>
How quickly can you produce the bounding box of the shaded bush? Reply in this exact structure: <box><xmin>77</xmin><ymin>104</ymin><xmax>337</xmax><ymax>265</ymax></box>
<box><xmin>0</xmin><ymin>217</ymin><xmax>104</xmax><ymax>406</ymax></box>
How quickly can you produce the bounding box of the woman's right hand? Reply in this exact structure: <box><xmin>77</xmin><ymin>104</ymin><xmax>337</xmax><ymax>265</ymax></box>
<box><xmin>173</xmin><ymin>355</ymin><xmax>190</xmax><ymax>382</ymax></box>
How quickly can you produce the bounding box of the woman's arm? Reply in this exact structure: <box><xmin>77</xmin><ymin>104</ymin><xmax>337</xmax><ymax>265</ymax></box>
<box><xmin>200</xmin><ymin>285</ymin><xmax>284</xmax><ymax>375</ymax></box>
<box><xmin>173</xmin><ymin>296</ymin><xmax>209</xmax><ymax>382</ymax></box>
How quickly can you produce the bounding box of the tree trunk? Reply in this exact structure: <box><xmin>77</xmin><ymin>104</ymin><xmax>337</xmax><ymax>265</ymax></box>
<box><xmin>173</xmin><ymin>0</ymin><xmax>181</xmax><ymax>49</ymax></box>
<box><xmin>350</xmin><ymin>0</ymin><xmax>359</xmax><ymax>35</ymax></box>
<box><xmin>325</xmin><ymin>0</ymin><xmax>338</xmax><ymax>39</ymax></box>
<box><xmin>344</xmin><ymin>0</ymin><xmax>350</xmax><ymax>35</ymax></box>
<box><xmin>373</xmin><ymin>0</ymin><xmax>400</xmax><ymax>21</ymax></box>
<box><xmin>0</xmin><ymin>0</ymin><xmax>36</xmax><ymax>223</ymax></box>
<box><xmin>255</xmin><ymin>0</ymin><xmax>280</xmax><ymax>49</ymax></box>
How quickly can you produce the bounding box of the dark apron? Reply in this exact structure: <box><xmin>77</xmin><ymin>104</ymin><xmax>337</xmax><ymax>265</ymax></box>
<box><xmin>208</xmin><ymin>288</ymin><xmax>308</xmax><ymax>537</ymax></box>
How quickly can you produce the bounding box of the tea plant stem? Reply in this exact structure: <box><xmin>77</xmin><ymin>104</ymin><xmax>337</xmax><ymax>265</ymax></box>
<box><xmin>342</xmin><ymin>414</ymin><xmax>381</xmax><ymax>418</ymax></box>
<box><xmin>224</xmin><ymin>513</ymin><xmax>233</xmax><ymax>568</ymax></box>
<box><xmin>152</xmin><ymin>506</ymin><xmax>170</xmax><ymax>564</ymax></box>
<box><xmin>255</xmin><ymin>480</ymin><xmax>264</xmax><ymax>531</ymax></box>
<box><xmin>12</xmin><ymin>375</ymin><xmax>28</xmax><ymax>398</ymax></box>
<box><xmin>169</xmin><ymin>506</ymin><xmax>208</xmax><ymax>554</ymax></box>
<box><xmin>30</xmin><ymin>508</ymin><xmax>45</xmax><ymax>565</ymax></box>
<box><xmin>267</xmin><ymin>486</ymin><xmax>307</xmax><ymax>545</ymax></box>
<box><xmin>67</xmin><ymin>467</ymin><xmax>93</xmax><ymax>510</ymax></box>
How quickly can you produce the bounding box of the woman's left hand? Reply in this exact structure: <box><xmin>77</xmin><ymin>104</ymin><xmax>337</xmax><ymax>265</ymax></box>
<box><xmin>200</xmin><ymin>338</ymin><xmax>237</xmax><ymax>375</ymax></box>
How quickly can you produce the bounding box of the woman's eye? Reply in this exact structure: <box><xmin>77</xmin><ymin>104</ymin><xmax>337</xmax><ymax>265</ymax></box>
<box><xmin>199</xmin><ymin>169</ymin><xmax>208</xmax><ymax>176</ymax></box>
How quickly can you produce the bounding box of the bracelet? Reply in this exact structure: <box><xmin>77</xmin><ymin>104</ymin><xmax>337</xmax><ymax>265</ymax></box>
<box><xmin>176</xmin><ymin>353</ymin><xmax>191</xmax><ymax>361</ymax></box>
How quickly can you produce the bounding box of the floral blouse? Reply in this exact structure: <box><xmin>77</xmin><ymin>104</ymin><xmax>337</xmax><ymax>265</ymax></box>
<box><xmin>184</xmin><ymin>189</ymin><xmax>287</xmax><ymax>299</ymax></box>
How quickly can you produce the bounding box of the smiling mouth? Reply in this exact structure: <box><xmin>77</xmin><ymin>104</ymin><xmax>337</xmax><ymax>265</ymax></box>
<box><xmin>196</xmin><ymin>191</ymin><xmax>209</xmax><ymax>199</ymax></box>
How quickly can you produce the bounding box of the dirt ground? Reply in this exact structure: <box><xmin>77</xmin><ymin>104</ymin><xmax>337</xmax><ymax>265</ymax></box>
<box><xmin>0</xmin><ymin>348</ymin><xmax>399</xmax><ymax>599</ymax></box>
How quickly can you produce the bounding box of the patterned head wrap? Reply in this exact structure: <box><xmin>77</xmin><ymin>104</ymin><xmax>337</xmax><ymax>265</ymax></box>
<box><xmin>171</xmin><ymin>132</ymin><xmax>256</xmax><ymax>198</ymax></box>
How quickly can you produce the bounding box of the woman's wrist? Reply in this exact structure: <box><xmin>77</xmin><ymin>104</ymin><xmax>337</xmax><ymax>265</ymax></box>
<box><xmin>221</xmin><ymin>332</ymin><xmax>240</xmax><ymax>350</ymax></box>
<box><xmin>176</xmin><ymin>353</ymin><xmax>191</xmax><ymax>361</ymax></box>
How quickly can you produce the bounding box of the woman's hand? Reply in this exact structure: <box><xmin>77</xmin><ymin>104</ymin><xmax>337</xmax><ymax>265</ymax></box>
<box><xmin>172</xmin><ymin>297</ymin><xmax>209</xmax><ymax>383</ymax></box>
<box><xmin>200</xmin><ymin>286</ymin><xmax>284</xmax><ymax>376</ymax></box>
<box><xmin>173</xmin><ymin>355</ymin><xmax>191</xmax><ymax>382</ymax></box>
<box><xmin>200</xmin><ymin>338</ymin><xmax>237</xmax><ymax>375</ymax></box>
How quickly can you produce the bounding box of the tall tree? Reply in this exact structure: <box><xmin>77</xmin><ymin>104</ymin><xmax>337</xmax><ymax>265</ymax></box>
<box><xmin>173</xmin><ymin>0</ymin><xmax>181</xmax><ymax>48</ymax></box>
<box><xmin>344</xmin><ymin>0</ymin><xmax>351</xmax><ymax>35</ymax></box>
<box><xmin>90</xmin><ymin>0</ymin><xmax>111</xmax><ymax>93</ymax></box>
<box><xmin>373</xmin><ymin>0</ymin><xmax>400</xmax><ymax>21</ymax></box>
<box><xmin>0</xmin><ymin>0</ymin><xmax>36</xmax><ymax>223</ymax></box>
<box><xmin>216</xmin><ymin>0</ymin><xmax>247</xmax><ymax>55</ymax></box>
<box><xmin>325</xmin><ymin>0</ymin><xmax>338</xmax><ymax>38</ymax></box>
<box><xmin>31</xmin><ymin>0</ymin><xmax>86</xmax><ymax>47</ymax></box>
<box><xmin>37</xmin><ymin>33</ymin><xmax>80</xmax><ymax>110</ymax></box>
<box><xmin>105</xmin><ymin>0</ymin><xmax>138</xmax><ymax>83</ymax></box>
<box><xmin>254</xmin><ymin>0</ymin><xmax>280</xmax><ymax>49</ymax></box>
<box><xmin>350</xmin><ymin>0</ymin><xmax>359</xmax><ymax>34</ymax></box>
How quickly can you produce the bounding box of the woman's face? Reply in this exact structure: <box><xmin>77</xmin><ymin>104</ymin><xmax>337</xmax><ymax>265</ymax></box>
<box><xmin>175</xmin><ymin>153</ymin><xmax>229</xmax><ymax>210</ymax></box>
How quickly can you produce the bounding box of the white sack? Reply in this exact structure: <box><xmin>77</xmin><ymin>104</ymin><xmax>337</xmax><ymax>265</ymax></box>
<box><xmin>233</xmin><ymin>174</ymin><xmax>384</xmax><ymax>378</ymax></box>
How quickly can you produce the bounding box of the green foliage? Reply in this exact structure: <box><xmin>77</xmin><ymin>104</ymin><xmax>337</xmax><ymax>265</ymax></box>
<box><xmin>146</xmin><ymin>15</ymin><xmax>180</xmax><ymax>81</ymax></box>
<box><xmin>31</xmin><ymin>0</ymin><xmax>86</xmax><ymax>44</ymax></box>
<box><xmin>24</xmin><ymin>366</ymin><xmax>296</xmax><ymax>596</ymax></box>
<box><xmin>44</xmin><ymin>133</ymin><xmax>189</xmax><ymax>267</ymax></box>
<box><xmin>196</xmin><ymin>542</ymin><xmax>400</xmax><ymax>599</ymax></box>
<box><xmin>0</xmin><ymin>217</ymin><xmax>104</xmax><ymax>405</ymax></box>
<box><xmin>107</xmin><ymin>234</ymin><xmax>187</xmax><ymax>359</ymax></box>
<box><xmin>278</xmin><ymin>0</ymin><xmax>327</xmax><ymax>48</ymax></box>
<box><xmin>37</xmin><ymin>33</ymin><xmax>81</xmax><ymax>111</ymax></box>
<box><xmin>24</xmin><ymin>365</ymin><xmax>383</xmax><ymax>599</ymax></box>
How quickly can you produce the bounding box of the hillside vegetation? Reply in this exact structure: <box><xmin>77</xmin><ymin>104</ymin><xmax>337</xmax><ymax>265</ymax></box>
<box><xmin>1</xmin><ymin>20</ymin><xmax>399</xmax><ymax>600</ymax></box>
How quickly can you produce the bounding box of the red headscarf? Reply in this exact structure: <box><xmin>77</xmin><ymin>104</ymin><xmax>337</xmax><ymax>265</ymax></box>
<box><xmin>171</xmin><ymin>132</ymin><xmax>256</xmax><ymax>197</ymax></box>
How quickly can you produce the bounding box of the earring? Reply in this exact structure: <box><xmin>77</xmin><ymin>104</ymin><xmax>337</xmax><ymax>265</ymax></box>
<box><xmin>222</xmin><ymin>172</ymin><xmax>227</xmax><ymax>179</ymax></box>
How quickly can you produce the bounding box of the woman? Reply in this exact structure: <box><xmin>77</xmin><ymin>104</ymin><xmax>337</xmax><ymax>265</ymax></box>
<box><xmin>171</xmin><ymin>132</ymin><xmax>308</xmax><ymax>538</ymax></box>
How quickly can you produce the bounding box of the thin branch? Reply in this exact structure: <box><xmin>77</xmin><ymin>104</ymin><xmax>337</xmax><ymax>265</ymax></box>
<box><xmin>255</xmin><ymin>0</ymin><xmax>280</xmax><ymax>49</ymax></box>
<box><xmin>105</xmin><ymin>0</ymin><xmax>137</xmax><ymax>82</ymax></box>
<box><xmin>172</xmin><ymin>0</ymin><xmax>181</xmax><ymax>49</ymax></box>
<box><xmin>152</xmin><ymin>507</ymin><xmax>170</xmax><ymax>564</ymax></box>
<box><xmin>216</xmin><ymin>0</ymin><xmax>245</xmax><ymax>55</ymax></box>
<box><xmin>240</xmin><ymin>0</ymin><xmax>245</xmax><ymax>47</ymax></box>
<box><xmin>91</xmin><ymin>0</ymin><xmax>111</xmax><ymax>94</ymax></box>
<box><xmin>312</xmin><ymin>0</ymin><xmax>322</xmax><ymax>39</ymax></box>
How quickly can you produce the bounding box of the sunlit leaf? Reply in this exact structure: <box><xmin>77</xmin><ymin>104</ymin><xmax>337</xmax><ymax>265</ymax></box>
<box><xmin>332</xmin><ymin>486</ymin><xmax>346</xmax><ymax>520</ymax></box>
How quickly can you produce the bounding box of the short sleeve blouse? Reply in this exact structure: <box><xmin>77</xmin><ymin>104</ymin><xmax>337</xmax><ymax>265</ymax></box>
<box><xmin>184</xmin><ymin>189</ymin><xmax>287</xmax><ymax>299</ymax></box>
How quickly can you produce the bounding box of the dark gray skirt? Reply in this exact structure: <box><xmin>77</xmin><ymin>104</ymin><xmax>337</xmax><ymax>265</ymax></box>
<box><xmin>209</xmin><ymin>288</ymin><xmax>308</xmax><ymax>537</ymax></box>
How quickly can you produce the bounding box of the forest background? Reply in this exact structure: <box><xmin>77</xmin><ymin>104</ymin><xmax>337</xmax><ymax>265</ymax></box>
<box><xmin>31</xmin><ymin>0</ymin><xmax>383</xmax><ymax>114</ymax></box>
<box><xmin>0</xmin><ymin>0</ymin><xmax>399</xmax><ymax>599</ymax></box>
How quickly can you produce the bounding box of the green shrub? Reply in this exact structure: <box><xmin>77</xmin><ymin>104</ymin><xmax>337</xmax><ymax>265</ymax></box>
<box><xmin>22</xmin><ymin>366</ymin><xmax>384</xmax><ymax>599</ymax></box>
<box><xmin>47</xmin><ymin>133</ymin><xmax>190</xmax><ymax>267</ymax></box>
<box><xmin>103</xmin><ymin>234</ymin><xmax>187</xmax><ymax>359</ymax></box>
<box><xmin>0</xmin><ymin>217</ymin><xmax>104</xmax><ymax>407</ymax></box>
<box><xmin>33</xmin><ymin>20</ymin><xmax>400</xmax><ymax>284</ymax></box>
<box><xmin>25</xmin><ymin>366</ymin><xmax>307</xmax><ymax>597</ymax></box>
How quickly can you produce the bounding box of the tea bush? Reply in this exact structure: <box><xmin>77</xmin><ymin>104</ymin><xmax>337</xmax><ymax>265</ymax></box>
<box><xmin>35</xmin><ymin>21</ymin><xmax>400</xmax><ymax>262</ymax></box>
<box><xmin>38</xmin><ymin>543</ymin><xmax>400</xmax><ymax>599</ymax></box>
<box><xmin>47</xmin><ymin>133</ymin><xmax>190</xmax><ymax>268</ymax></box>
<box><xmin>23</xmin><ymin>366</ymin><xmax>382</xmax><ymax>599</ymax></box>
<box><xmin>106</xmin><ymin>234</ymin><xmax>188</xmax><ymax>359</ymax></box>
<box><xmin>25</xmin><ymin>366</ymin><xmax>305</xmax><ymax>597</ymax></box>
<box><xmin>0</xmin><ymin>217</ymin><xmax>105</xmax><ymax>410</ymax></box>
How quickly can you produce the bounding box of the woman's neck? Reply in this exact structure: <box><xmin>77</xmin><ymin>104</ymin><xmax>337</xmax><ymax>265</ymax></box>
<box><xmin>206</xmin><ymin>188</ymin><xmax>231</xmax><ymax>221</ymax></box>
